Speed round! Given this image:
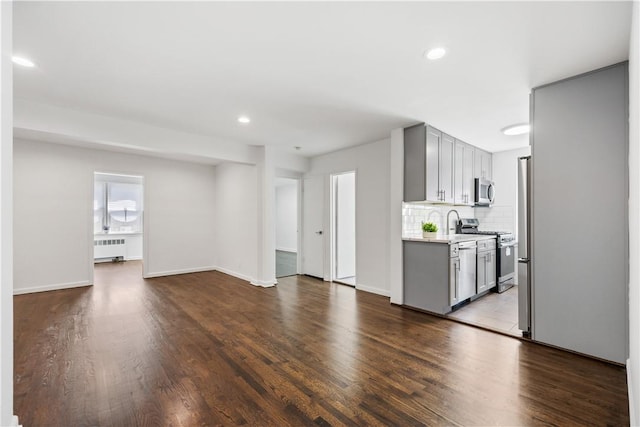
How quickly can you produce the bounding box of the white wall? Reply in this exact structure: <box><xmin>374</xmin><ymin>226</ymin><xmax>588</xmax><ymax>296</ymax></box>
<box><xmin>13</xmin><ymin>138</ymin><xmax>217</xmax><ymax>293</ymax></box>
<box><xmin>628</xmin><ymin>1</ymin><xmax>639</xmax><ymax>424</ymax></box>
<box><xmin>0</xmin><ymin>1</ymin><xmax>14</xmax><ymax>424</ymax></box>
<box><xmin>275</xmin><ymin>180</ymin><xmax>297</xmax><ymax>253</ymax></box>
<box><xmin>214</xmin><ymin>162</ymin><xmax>258</xmax><ymax>283</ymax></box>
<box><xmin>389</xmin><ymin>129</ymin><xmax>404</xmax><ymax>305</ymax></box>
<box><xmin>306</xmin><ymin>138</ymin><xmax>390</xmax><ymax>296</ymax></box>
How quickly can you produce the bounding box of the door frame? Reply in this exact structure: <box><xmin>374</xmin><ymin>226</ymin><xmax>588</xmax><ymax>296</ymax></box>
<box><xmin>90</xmin><ymin>171</ymin><xmax>146</xmax><ymax>283</ymax></box>
<box><xmin>329</xmin><ymin>170</ymin><xmax>357</xmax><ymax>284</ymax></box>
<box><xmin>274</xmin><ymin>176</ymin><xmax>302</xmax><ymax>277</ymax></box>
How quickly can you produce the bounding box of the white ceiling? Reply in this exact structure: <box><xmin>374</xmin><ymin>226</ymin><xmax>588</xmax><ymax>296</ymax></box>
<box><xmin>13</xmin><ymin>1</ymin><xmax>632</xmax><ymax>157</ymax></box>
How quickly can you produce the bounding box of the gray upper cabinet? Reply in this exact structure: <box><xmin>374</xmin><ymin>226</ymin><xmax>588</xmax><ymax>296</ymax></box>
<box><xmin>403</xmin><ymin>124</ymin><xmax>426</xmax><ymax>202</ymax></box>
<box><xmin>439</xmin><ymin>132</ymin><xmax>454</xmax><ymax>204</ymax></box>
<box><xmin>426</xmin><ymin>126</ymin><xmax>453</xmax><ymax>203</ymax></box>
<box><xmin>404</xmin><ymin>124</ymin><xmax>454</xmax><ymax>203</ymax></box>
<box><xmin>404</xmin><ymin>123</ymin><xmax>481</xmax><ymax>204</ymax></box>
<box><xmin>474</xmin><ymin>149</ymin><xmax>492</xmax><ymax>181</ymax></box>
<box><xmin>425</xmin><ymin>126</ymin><xmax>441</xmax><ymax>202</ymax></box>
<box><xmin>454</xmin><ymin>140</ymin><xmax>474</xmax><ymax>205</ymax></box>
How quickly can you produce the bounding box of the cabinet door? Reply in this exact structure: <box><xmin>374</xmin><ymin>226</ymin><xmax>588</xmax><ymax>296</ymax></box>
<box><xmin>477</xmin><ymin>252</ymin><xmax>487</xmax><ymax>293</ymax></box>
<box><xmin>440</xmin><ymin>133</ymin><xmax>455</xmax><ymax>204</ymax></box>
<box><xmin>487</xmin><ymin>250</ymin><xmax>497</xmax><ymax>289</ymax></box>
<box><xmin>454</xmin><ymin>141</ymin><xmax>465</xmax><ymax>204</ymax></box>
<box><xmin>426</xmin><ymin>126</ymin><xmax>442</xmax><ymax>202</ymax></box>
<box><xmin>483</xmin><ymin>152</ymin><xmax>492</xmax><ymax>181</ymax></box>
<box><xmin>449</xmin><ymin>257</ymin><xmax>460</xmax><ymax>306</ymax></box>
<box><xmin>474</xmin><ymin>149</ymin><xmax>493</xmax><ymax>180</ymax></box>
<box><xmin>463</xmin><ymin>145</ymin><xmax>475</xmax><ymax>205</ymax></box>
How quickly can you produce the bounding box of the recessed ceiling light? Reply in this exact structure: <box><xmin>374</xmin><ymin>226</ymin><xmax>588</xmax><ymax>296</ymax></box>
<box><xmin>12</xmin><ymin>56</ymin><xmax>35</xmax><ymax>68</ymax></box>
<box><xmin>425</xmin><ymin>47</ymin><xmax>446</xmax><ymax>60</ymax></box>
<box><xmin>502</xmin><ymin>124</ymin><xmax>530</xmax><ymax>136</ymax></box>
<box><xmin>237</xmin><ymin>116</ymin><xmax>250</xmax><ymax>124</ymax></box>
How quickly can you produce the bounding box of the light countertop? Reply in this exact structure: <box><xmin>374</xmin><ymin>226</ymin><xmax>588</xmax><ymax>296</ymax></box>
<box><xmin>402</xmin><ymin>234</ymin><xmax>496</xmax><ymax>244</ymax></box>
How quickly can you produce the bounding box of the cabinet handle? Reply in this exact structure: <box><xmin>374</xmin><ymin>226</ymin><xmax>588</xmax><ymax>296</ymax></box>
<box><xmin>453</xmin><ymin>261</ymin><xmax>460</xmax><ymax>302</ymax></box>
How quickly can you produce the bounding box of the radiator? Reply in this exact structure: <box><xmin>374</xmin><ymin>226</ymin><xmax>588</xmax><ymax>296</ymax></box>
<box><xmin>94</xmin><ymin>238</ymin><xmax>126</xmax><ymax>260</ymax></box>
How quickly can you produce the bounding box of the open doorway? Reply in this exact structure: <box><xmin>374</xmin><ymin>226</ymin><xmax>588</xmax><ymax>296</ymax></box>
<box><xmin>93</xmin><ymin>173</ymin><xmax>144</xmax><ymax>271</ymax></box>
<box><xmin>331</xmin><ymin>171</ymin><xmax>356</xmax><ymax>286</ymax></box>
<box><xmin>275</xmin><ymin>177</ymin><xmax>299</xmax><ymax>278</ymax></box>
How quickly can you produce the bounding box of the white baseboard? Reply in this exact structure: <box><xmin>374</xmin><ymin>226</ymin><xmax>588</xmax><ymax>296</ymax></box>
<box><xmin>276</xmin><ymin>247</ymin><xmax>297</xmax><ymax>253</ymax></box>
<box><xmin>214</xmin><ymin>266</ymin><xmax>254</xmax><ymax>283</ymax></box>
<box><xmin>629</xmin><ymin>358</ymin><xmax>638</xmax><ymax>427</ymax></box>
<box><xmin>126</xmin><ymin>256</ymin><xmax>143</xmax><ymax>261</ymax></box>
<box><xmin>356</xmin><ymin>283</ymin><xmax>390</xmax><ymax>297</ymax></box>
<box><xmin>214</xmin><ymin>267</ymin><xmax>276</xmax><ymax>287</ymax></box>
<box><xmin>143</xmin><ymin>265</ymin><xmax>216</xmax><ymax>279</ymax></box>
<box><xmin>13</xmin><ymin>280</ymin><xmax>91</xmax><ymax>295</ymax></box>
<box><xmin>12</xmin><ymin>415</ymin><xmax>21</xmax><ymax>427</ymax></box>
<box><xmin>250</xmin><ymin>279</ymin><xmax>277</xmax><ymax>288</ymax></box>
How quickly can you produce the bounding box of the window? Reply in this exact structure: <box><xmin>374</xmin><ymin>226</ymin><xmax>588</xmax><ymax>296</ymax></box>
<box><xmin>94</xmin><ymin>174</ymin><xmax>143</xmax><ymax>234</ymax></box>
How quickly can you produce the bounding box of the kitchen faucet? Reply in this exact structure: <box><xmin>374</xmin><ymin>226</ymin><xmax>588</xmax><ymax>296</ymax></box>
<box><xmin>446</xmin><ymin>209</ymin><xmax>460</xmax><ymax>235</ymax></box>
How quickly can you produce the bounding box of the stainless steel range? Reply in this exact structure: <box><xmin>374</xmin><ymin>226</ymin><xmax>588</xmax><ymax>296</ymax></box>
<box><xmin>456</xmin><ymin>218</ymin><xmax>516</xmax><ymax>293</ymax></box>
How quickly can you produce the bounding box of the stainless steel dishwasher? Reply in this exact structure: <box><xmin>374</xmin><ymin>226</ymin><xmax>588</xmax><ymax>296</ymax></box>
<box><xmin>457</xmin><ymin>241</ymin><xmax>477</xmax><ymax>303</ymax></box>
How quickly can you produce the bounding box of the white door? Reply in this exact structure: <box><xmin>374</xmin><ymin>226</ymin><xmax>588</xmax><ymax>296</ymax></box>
<box><xmin>302</xmin><ymin>175</ymin><xmax>324</xmax><ymax>279</ymax></box>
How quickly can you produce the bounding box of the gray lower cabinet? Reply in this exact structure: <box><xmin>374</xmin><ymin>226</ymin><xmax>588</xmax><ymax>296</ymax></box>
<box><xmin>476</xmin><ymin>238</ymin><xmax>496</xmax><ymax>293</ymax></box>
<box><xmin>449</xmin><ymin>255</ymin><xmax>460</xmax><ymax>306</ymax></box>
<box><xmin>403</xmin><ymin>241</ymin><xmax>453</xmax><ymax>314</ymax></box>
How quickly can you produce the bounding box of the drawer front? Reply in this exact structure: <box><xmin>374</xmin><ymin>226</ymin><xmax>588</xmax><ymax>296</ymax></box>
<box><xmin>478</xmin><ymin>238</ymin><xmax>496</xmax><ymax>251</ymax></box>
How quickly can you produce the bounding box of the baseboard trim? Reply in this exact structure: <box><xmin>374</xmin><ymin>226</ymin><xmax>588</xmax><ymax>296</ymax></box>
<box><xmin>13</xmin><ymin>280</ymin><xmax>91</xmax><ymax>295</ymax></box>
<box><xmin>250</xmin><ymin>279</ymin><xmax>277</xmax><ymax>288</ymax></box>
<box><xmin>356</xmin><ymin>284</ymin><xmax>390</xmax><ymax>297</ymax></box>
<box><xmin>12</xmin><ymin>415</ymin><xmax>22</xmax><ymax>427</ymax></box>
<box><xmin>628</xmin><ymin>358</ymin><xmax>637</xmax><ymax>427</ymax></box>
<box><xmin>214</xmin><ymin>266</ymin><xmax>254</xmax><ymax>283</ymax></box>
<box><xmin>143</xmin><ymin>265</ymin><xmax>216</xmax><ymax>279</ymax></box>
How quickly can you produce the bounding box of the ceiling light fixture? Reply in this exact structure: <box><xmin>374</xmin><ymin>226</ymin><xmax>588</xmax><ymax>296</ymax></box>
<box><xmin>502</xmin><ymin>124</ymin><xmax>530</xmax><ymax>136</ymax></box>
<box><xmin>237</xmin><ymin>116</ymin><xmax>251</xmax><ymax>124</ymax></box>
<box><xmin>425</xmin><ymin>47</ymin><xmax>446</xmax><ymax>60</ymax></box>
<box><xmin>12</xmin><ymin>56</ymin><xmax>35</xmax><ymax>68</ymax></box>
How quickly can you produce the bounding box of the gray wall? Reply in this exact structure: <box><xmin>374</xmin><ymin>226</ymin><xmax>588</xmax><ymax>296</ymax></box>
<box><xmin>532</xmin><ymin>63</ymin><xmax>628</xmax><ymax>363</ymax></box>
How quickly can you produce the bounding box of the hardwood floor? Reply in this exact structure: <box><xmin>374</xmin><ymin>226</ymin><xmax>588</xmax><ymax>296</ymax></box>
<box><xmin>14</xmin><ymin>261</ymin><xmax>628</xmax><ymax>426</ymax></box>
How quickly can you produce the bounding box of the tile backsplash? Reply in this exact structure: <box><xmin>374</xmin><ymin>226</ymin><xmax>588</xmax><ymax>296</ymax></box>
<box><xmin>402</xmin><ymin>202</ymin><xmax>514</xmax><ymax>237</ymax></box>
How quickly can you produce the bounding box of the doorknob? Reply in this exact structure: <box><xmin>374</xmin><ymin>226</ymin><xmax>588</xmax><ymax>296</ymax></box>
<box><xmin>315</xmin><ymin>231</ymin><xmax>323</xmax><ymax>235</ymax></box>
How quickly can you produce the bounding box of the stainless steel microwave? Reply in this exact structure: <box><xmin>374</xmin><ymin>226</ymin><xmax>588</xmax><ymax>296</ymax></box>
<box><xmin>474</xmin><ymin>178</ymin><xmax>495</xmax><ymax>206</ymax></box>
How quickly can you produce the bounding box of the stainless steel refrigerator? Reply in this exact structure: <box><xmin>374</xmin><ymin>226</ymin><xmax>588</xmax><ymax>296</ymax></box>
<box><xmin>517</xmin><ymin>156</ymin><xmax>531</xmax><ymax>337</ymax></box>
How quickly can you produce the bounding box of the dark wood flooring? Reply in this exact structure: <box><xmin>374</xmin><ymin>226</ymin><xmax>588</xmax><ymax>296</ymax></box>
<box><xmin>14</xmin><ymin>261</ymin><xmax>629</xmax><ymax>426</ymax></box>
